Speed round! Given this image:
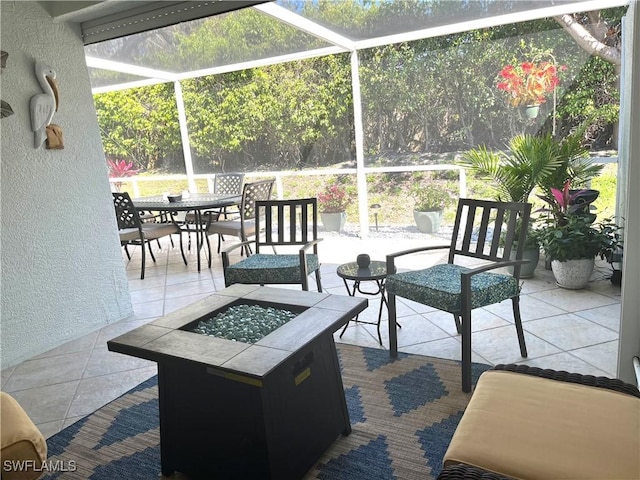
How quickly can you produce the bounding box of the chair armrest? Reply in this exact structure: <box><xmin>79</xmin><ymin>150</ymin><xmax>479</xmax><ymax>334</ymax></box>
<box><xmin>299</xmin><ymin>238</ymin><xmax>323</xmax><ymax>253</ymax></box>
<box><xmin>386</xmin><ymin>244</ymin><xmax>450</xmax><ymax>275</ymax></box>
<box><xmin>461</xmin><ymin>258</ymin><xmax>530</xmax><ymax>277</ymax></box>
<box><xmin>297</xmin><ymin>238</ymin><xmax>324</xmax><ymax>276</ymax></box>
<box><xmin>221</xmin><ymin>240</ymin><xmax>256</xmax><ymax>271</ymax></box>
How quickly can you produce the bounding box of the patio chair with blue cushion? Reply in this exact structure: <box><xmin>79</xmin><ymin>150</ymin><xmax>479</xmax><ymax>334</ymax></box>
<box><xmin>221</xmin><ymin>197</ymin><xmax>323</xmax><ymax>292</ymax></box>
<box><xmin>386</xmin><ymin>198</ymin><xmax>532</xmax><ymax>392</ymax></box>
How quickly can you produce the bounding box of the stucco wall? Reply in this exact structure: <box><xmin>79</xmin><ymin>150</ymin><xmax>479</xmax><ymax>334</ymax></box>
<box><xmin>0</xmin><ymin>1</ymin><xmax>132</xmax><ymax>367</ymax></box>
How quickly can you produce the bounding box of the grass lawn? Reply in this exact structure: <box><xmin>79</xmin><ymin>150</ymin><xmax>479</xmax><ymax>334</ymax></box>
<box><xmin>117</xmin><ymin>158</ymin><xmax>618</xmax><ymax>228</ymax></box>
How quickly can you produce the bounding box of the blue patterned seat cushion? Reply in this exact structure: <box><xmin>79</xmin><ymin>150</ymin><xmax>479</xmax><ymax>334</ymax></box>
<box><xmin>225</xmin><ymin>253</ymin><xmax>319</xmax><ymax>285</ymax></box>
<box><xmin>385</xmin><ymin>264</ymin><xmax>519</xmax><ymax>313</ymax></box>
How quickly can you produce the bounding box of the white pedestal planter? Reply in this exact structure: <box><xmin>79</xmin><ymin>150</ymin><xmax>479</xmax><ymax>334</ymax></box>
<box><xmin>413</xmin><ymin>210</ymin><xmax>443</xmax><ymax>233</ymax></box>
<box><xmin>320</xmin><ymin>211</ymin><xmax>346</xmax><ymax>232</ymax></box>
<box><xmin>551</xmin><ymin>257</ymin><xmax>595</xmax><ymax>290</ymax></box>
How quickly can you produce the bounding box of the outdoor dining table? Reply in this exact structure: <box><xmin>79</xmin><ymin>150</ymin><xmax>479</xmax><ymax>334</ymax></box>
<box><xmin>133</xmin><ymin>193</ymin><xmax>242</xmax><ymax>272</ymax></box>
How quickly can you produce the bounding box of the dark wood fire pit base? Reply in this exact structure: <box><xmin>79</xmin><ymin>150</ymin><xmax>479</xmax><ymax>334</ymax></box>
<box><xmin>108</xmin><ymin>285</ymin><xmax>367</xmax><ymax>480</ymax></box>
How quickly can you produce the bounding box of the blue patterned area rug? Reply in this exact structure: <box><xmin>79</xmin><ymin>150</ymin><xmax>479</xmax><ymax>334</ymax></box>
<box><xmin>42</xmin><ymin>344</ymin><xmax>490</xmax><ymax>480</ymax></box>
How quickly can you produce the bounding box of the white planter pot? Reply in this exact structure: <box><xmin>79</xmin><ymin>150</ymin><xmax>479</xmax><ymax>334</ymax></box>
<box><xmin>320</xmin><ymin>211</ymin><xmax>346</xmax><ymax>232</ymax></box>
<box><xmin>551</xmin><ymin>258</ymin><xmax>595</xmax><ymax>290</ymax></box>
<box><xmin>413</xmin><ymin>210</ymin><xmax>443</xmax><ymax>233</ymax></box>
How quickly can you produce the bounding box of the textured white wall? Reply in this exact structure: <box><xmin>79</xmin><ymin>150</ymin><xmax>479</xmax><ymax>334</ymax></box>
<box><xmin>0</xmin><ymin>1</ymin><xmax>133</xmax><ymax>367</ymax></box>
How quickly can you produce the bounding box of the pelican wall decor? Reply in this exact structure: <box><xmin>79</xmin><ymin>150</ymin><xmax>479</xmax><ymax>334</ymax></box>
<box><xmin>30</xmin><ymin>61</ymin><xmax>63</xmax><ymax>149</ymax></box>
<box><xmin>1</xmin><ymin>50</ymin><xmax>15</xmax><ymax>119</ymax></box>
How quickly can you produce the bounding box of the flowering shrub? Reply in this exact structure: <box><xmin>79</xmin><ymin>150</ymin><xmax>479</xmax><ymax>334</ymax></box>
<box><xmin>107</xmin><ymin>159</ymin><xmax>139</xmax><ymax>191</ymax></box>
<box><xmin>497</xmin><ymin>61</ymin><xmax>565</xmax><ymax>107</ymax></box>
<box><xmin>318</xmin><ymin>183</ymin><xmax>349</xmax><ymax>213</ymax></box>
<box><xmin>107</xmin><ymin>159</ymin><xmax>139</xmax><ymax>177</ymax></box>
<box><xmin>411</xmin><ymin>182</ymin><xmax>453</xmax><ymax>211</ymax></box>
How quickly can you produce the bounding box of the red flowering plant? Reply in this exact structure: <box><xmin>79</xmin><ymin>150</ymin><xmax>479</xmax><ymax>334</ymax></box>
<box><xmin>107</xmin><ymin>159</ymin><xmax>139</xmax><ymax>191</ymax></box>
<box><xmin>497</xmin><ymin>61</ymin><xmax>565</xmax><ymax>107</ymax></box>
<box><xmin>317</xmin><ymin>183</ymin><xmax>349</xmax><ymax>213</ymax></box>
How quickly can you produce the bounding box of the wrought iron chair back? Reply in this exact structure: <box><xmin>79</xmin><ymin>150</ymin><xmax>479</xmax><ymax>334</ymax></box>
<box><xmin>112</xmin><ymin>191</ymin><xmax>142</xmax><ymax>230</ymax></box>
<box><xmin>214</xmin><ymin>173</ymin><xmax>244</xmax><ymax>195</ymax></box>
<box><xmin>112</xmin><ymin>192</ymin><xmax>186</xmax><ymax>279</ymax></box>
<box><xmin>204</xmin><ymin>179</ymin><xmax>275</xmax><ymax>261</ymax></box>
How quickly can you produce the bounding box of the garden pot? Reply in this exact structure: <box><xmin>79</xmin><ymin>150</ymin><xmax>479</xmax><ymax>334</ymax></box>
<box><xmin>413</xmin><ymin>210</ymin><xmax>443</xmax><ymax>233</ymax></box>
<box><xmin>509</xmin><ymin>247</ymin><xmax>540</xmax><ymax>278</ymax></box>
<box><xmin>320</xmin><ymin>211</ymin><xmax>346</xmax><ymax>232</ymax></box>
<box><xmin>521</xmin><ymin>104</ymin><xmax>540</xmax><ymax>119</ymax></box>
<box><xmin>551</xmin><ymin>257</ymin><xmax>595</xmax><ymax>290</ymax></box>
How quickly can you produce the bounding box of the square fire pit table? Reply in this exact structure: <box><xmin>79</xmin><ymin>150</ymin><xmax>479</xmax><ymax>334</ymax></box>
<box><xmin>107</xmin><ymin>285</ymin><xmax>367</xmax><ymax>480</ymax></box>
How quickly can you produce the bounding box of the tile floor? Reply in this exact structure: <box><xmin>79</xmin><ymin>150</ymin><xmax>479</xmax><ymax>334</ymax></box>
<box><xmin>1</xmin><ymin>234</ymin><xmax>622</xmax><ymax>440</ymax></box>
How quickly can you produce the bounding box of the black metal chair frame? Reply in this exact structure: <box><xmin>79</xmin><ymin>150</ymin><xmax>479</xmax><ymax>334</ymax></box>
<box><xmin>221</xmin><ymin>197</ymin><xmax>323</xmax><ymax>291</ymax></box>
<box><xmin>113</xmin><ymin>192</ymin><xmax>187</xmax><ymax>279</ymax></box>
<box><xmin>183</xmin><ymin>173</ymin><xmax>245</xmax><ymax>250</ymax></box>
<box><xmin>386</xmin><ymin>198</ymin><xmax>532</xmax><ymax>392</ymax></box>
<box><xmin>204</xmin><ymin>178</ymin><xmax>275</xmax><ymax>264</ymax></box>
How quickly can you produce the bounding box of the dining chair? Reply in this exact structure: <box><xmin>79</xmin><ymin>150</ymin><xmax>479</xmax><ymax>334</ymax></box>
<box><xmin>204</xmin><ymin>178</ymin><xmax>275</xmax><ymax>265</ymax></box>
<box><xmin>385</xmin><ymin>198</ymin><xmax>532</xmax><ymax>392</ymax></box>
<box><xmin>113</xmin><ymin>192</ymin><xmax>187</xmax><ymax>279</ymax></box>
<box><xmin>182</xmin><ymin>173</ymin><xmax>245</xmax><ymax>251</ymax></box>
<box><xmin>221</xmin><ymin>198</ymin><xmax>323</xmax><ymax>292</ymax></box>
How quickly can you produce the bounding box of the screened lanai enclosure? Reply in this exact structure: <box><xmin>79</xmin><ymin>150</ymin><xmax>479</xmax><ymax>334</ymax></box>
<box><xmin>83</xmin><ymin>0</ymin><xmax>630</xmax><ymax>237</ymax></box>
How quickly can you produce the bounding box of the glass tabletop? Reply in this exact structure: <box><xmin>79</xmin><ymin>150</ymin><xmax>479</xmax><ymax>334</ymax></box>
<box><xmin>336</xmin><ymin>260</ymin><xmax>388</xmax><ymax>281</ymax></box>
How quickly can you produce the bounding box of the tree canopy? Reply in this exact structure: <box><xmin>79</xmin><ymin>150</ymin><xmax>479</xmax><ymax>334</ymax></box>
<box><xmin>93</xmin><ymin>5</ymin><xmax>625</xmax><ymax>174</ymax></box>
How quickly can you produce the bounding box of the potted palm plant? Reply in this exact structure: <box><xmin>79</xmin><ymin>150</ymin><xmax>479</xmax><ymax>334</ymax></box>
<box><xmin>458</xmin><ymin>134</ymin><xmax>564</xmax><ymax>277</ymax></box>
<box><xmin>459</xmin><ymin>130</ymin><xmax>604</xmax><ymax>278</ymax></box>
<box><xmin>411</xmin><ymin>182</ymin><xmax>453</xmax><ymax>233</ymax></box>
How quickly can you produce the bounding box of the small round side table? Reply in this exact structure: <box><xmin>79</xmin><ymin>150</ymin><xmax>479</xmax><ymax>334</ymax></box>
<box><xmin>336</xmin><ymin>260</ymin><xmax>398</xmax><ymax>345</ymax></box>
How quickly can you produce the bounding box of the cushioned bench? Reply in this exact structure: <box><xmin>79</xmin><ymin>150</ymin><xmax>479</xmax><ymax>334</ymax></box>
<box><xmin>1</xmin><ymin>392</ymin><xmax>47</xmax><ymax>480</ymax></box>
<box><xmin>439</xmin><ymin>365</ymin><xmax>640</xmax><ymax>480</ymax></box>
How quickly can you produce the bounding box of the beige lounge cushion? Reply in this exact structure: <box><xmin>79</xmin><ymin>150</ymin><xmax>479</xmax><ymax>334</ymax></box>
<box><xmin>1</xmin><ymin>392</ymin><xmax>47</xmax><ymax>480</ymax></box>
<box><xmin>444</xmin><ymin>370</ymin><xmax>640</xmax><ymax>480</ymax></box>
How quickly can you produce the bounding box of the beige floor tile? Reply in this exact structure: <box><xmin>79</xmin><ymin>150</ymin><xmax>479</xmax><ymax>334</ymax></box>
<box><xmin>3</xmin><ymin>351</ymin><xmax>91</xmax><ymax>392</ymax></box>
<box><xmin>568</xmin><ymin>340</ymin><xmax>619</xmax><ymax>377</ymax></box>
<box><xmin>483</xmin><ymin>294</ymin><xmax>567</xmax><ymax>321</ymax></box>
<box><xmin>83</xmin><ymin>347</ymin><xmax>155</xmax><ymax>378</ymax></box>
<box><xmin>517</xmin><ymin>352</ymin><xmax>611</xmax><ymax>377</ymax></box>
<box><xmin>31</xmin><ymin>331</ymin><xmax>99</xmax><ymax>360</ymax></box>
<box><xmin>468</xmin><ymin>326</ymin><xmax>560</xmax><ymax>365</ymax></box>
<box><xmin>574</xmin><ymin>304</ymin><xmax>621</xmax><ymax>332</ymax></box>
<box><xmin>95</xmin><ymin>319</ymin><xmax>149</xmax><ymax>345</ymax></box>
<box><xmin>400</xmin><ymin>337</ymin><xmax>491</xmax><ymax>364</ymax></box>
<box><xmin>10</xmin><ymin>381</ymin><xmax>79</xmax><ymax>425</ymax></box>
<box><xmin>1</xmin><ymin>365</ymin><xmax>16</xmax><ymax>389</ymax></box>
<box><xmin>524</xmin><ymin>313</ymin><xmax>619</xmax><ymax>351</ymax></box>
<box><xmin>132</xmin><ymin>299</ymin><xmax>165</xmax><ymax>319</ymax></box>
<box><xmin>67</xmin><ymin>366</ymin><xmax>157</xmax><ymax>418</ymax></box>
<box><xmin>529</xmin><ymin>288</ymin><xmax>618</xmax><ymax>312</ymax></box>
<box><xmin>130</xmin><ymin>287</ymin><xmax>166</xmax><ymax>304</ymax></box>
<box><xmin>163</xmin><ymin>279</ymin><xmax>217</xmax><ymax>299</ymax></box>
<box><xmin>424</xmin><ymin>309</ymin><xmax>510</xmax><ymax>336</ymax></box>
